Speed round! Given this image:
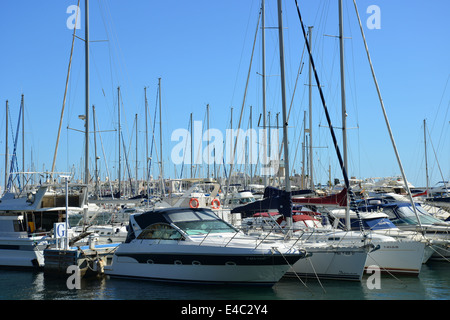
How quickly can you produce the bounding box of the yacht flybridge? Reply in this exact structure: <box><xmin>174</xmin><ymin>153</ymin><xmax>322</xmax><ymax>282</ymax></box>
<box><xmin>104</xmin><ymin>207</ymin><xmax>307</xmax><ymax>285</ymax></box>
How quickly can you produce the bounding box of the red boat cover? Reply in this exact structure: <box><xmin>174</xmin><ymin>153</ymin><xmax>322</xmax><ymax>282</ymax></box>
<box><xmin>292</xmin><ymin>188</ymin><xmax>348</xmax><ymax>207</ymax></box>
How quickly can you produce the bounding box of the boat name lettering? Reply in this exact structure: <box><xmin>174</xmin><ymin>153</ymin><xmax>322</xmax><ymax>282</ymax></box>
<box><xmin>245</xmin><ymin>256</ymin><xmax>267</xmax><ymax>261</ymax></box>
<box><xmin>383</xmin><ymin>245</ymin><xmax>399</xmax><ymax>249</ymax></box>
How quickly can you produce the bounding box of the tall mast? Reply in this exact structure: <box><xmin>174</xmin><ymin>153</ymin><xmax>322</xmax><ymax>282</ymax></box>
<box><xmin>207</xmin><ymin>104</ymin><xmax>210</xmax><ymax>178</ymax></box>
<box><xmin>118</xmin><ymin>86</ymin><xmax>121</xmax><ymax>197</ymax></box>
<box><xmin>92</xmin><ymin>105</ymin><xmax>99</xmax><ymax>198</ymax></box>
<box><xmin>135</xmin><ymin>113</ymin><xmax>138</xmax><ymax>196</ymax></box>
<box><xmin>84</xmin><ymin>0</ymin><xmax>90</xmax><ymax>186</ymax></box>
<box><xmin>308</xmin><ymin>26</ymin><xmax>314</xmax><ymax>190</ymax></box>
<box><xmin>250</xmin><ymin>105</ymin><xmax>253</xmax><ymax>183</ymax></box>
<box><xmin>145</xmin><ymin>87</ymin><xmax>149</xmax><ymax>195</ymax></box>
<box><xmin>424</xmin><ymin>119</ymin><xmax>429</xmax><ymax>195</ymax></box>
<box><xmin>277</xmin><ymin>0</ymin><xmax>292</xmax><ymax>231</ymax></box>
<box><xmin>261</xmin><ymin>0</ymin><xmax>267</xmax><ymax>187</ymax></box>
<box><xmin>190</xmin><ymin>112</ymin><xmax>193</xmax><ymax>179</ymax></box>
<box><xmin>158</xmin><ymin>78</ymin><xmax>163</xmax><ymax>183</ymax></box>
<box><xmin>158</xmin><ymin>78</ymin><xmax>164</xmax><ymax>196</ymax></box>
<box><xmin>4</xmin><ymin>100</ymin><xmax>8</xmax><ymax>191</ymax></box>
<box><xmin>21</xmin><ymin>94</ymin><xmax>24</xmax><ymax>188</ymax></box>
<box><xmin>302</xmin><ymin>110</ymin><xmax>306</xmax><ymax>188</ymax></box>
<box><xmin>338</xmin><ymin>0</ymin><xmax>350</xmax><ymax>230</ymax></box>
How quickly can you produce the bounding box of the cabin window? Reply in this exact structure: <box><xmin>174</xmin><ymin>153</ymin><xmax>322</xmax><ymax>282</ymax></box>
<box><xmin>137</xmin><ymin>223</ymin><xmax>184</xmax><ymax>241</ymax></box>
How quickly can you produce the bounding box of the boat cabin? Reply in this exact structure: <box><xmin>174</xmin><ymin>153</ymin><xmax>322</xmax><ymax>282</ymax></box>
<box><xmin>125</xmin><ymin>207</ymin><xmax>238</xmax><ymax>243</ymax></box>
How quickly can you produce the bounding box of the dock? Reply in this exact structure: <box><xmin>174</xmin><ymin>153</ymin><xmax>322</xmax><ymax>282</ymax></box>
<box><xmin>44</xmin><ymin>242</ymin><xmax>119</xmax><ymax>278</ymax></box>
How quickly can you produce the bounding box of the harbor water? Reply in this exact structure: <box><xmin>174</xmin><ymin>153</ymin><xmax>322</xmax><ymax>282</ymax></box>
<box><xmin>0</xmin><ymin>261</ymin><xmax>448</xmax><ymax>301</ymax></box>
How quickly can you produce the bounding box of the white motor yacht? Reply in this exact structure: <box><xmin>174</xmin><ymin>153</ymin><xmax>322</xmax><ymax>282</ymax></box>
<box><xmin>104</xmin><ymin>207</ymin><xmax>307</xmax><ymax>285</ymax></box>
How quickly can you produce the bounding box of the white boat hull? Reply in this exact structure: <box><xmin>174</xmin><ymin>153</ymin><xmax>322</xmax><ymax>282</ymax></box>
<box><xmin>286</xmin><ymin>245</ymin><xmax>367</xmax><ymax>281</ymax></box>
<box><xmin>105</xmin><ymin>241</ymin><xmax>304</xmax><ymax>285</ymax></box>
<box><xmin>364</xmin><ymin>240</ymin><xmax>425</xmax><ymax>275</ymax></box>
<box><xmin>0</xmin><ymin>238</ymin><xmax>46</xmax><ymax>268</ymax></box>
<box><xmin>297</xmin><ymin>231</ymin><xmax>426</xmax><ymax>276</ymax></box>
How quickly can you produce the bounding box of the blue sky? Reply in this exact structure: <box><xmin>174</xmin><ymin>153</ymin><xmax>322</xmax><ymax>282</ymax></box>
<box><xmin>0</xmin><ymin>0</ymin><xmax>449</xmax><ymax>189</ymax></box>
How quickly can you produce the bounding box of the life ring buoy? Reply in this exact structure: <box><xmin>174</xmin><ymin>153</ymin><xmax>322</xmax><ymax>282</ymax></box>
<box><xmin>211</xmin><ymin>199</ymin><xmax>221</xmax><ymax>209</ymax></box>
<box><xmin>189</xmin><ymin>198</ymin><xmax>199</xmax><ymax>209</ymax></box>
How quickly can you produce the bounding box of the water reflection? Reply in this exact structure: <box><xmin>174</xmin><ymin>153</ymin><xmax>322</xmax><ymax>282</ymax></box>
<box><xmin>0</xmin><ymin>263</ymin><xmax>448</xmax><ymax>300</ymax></box>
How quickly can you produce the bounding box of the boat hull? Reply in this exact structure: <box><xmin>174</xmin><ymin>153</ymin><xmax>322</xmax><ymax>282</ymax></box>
<box><xmin>365</xmin><ymin>240</ymin><xmax>425</xmax><ymax>275</ymax></box>
<box><xmin>0</xmin><ymin>238</ymin><xmax>46</xmax><ymax>268</ymax></box>
<box><xmin>286</xmin><ymin>245</ymin><xmax>367</xmax><ymax>281</ymax></box>
<box><xmin>105</xmin><ymin>242</ymin><xmax>304</xmax><ymax>286</ymax></box>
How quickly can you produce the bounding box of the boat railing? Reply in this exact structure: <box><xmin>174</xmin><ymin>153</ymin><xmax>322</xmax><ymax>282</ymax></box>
<box><xmin>29</xmin><ymin>231</ymin><xmax>56</xmax><ymax>243</ymax></box>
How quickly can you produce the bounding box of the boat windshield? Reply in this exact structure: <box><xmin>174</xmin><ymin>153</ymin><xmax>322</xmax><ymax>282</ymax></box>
<box><xmin>395</xmin><ymin>205</ymin><xmax>445</xmax><ymax>225</ymax></box>
<box><xmin>167</xmin><ymin>210</ymin><xmax>237</xmax><ymax>235</ymax></box>
<box><xmin>362</xmin><ymin>218</ymin><xmax>397</xmax><ymax>230</ymax></box>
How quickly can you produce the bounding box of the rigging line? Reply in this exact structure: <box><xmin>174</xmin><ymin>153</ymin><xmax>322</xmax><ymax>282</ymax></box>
<box><xmin>103</xmin><ymin>0</ymin><xmax>133</xmax><ymax>101</ymax></box>
<box><xmin>51</xmin><ymin>0</ymin><xmax>81</xmax><ymax>178</ymax></box>
<box><xmin>95</xmin><ymin>113</ymin><xmax>114</xmax><ymax>199</ymax></box>
<box><xmin>97</xmin><ymin>0</ymin><xmax>117</xmax><ymax>126</ymax></box>
<box><xmin>224</xmin><ymin>8</ymin><xmax>261</xmax><ymax>204</ymax></box>
<box><xmin>278</xmin><ymin>39</ymin><xmax>306</xmax><ymax>164</ymax></box>
<box><xmin>121</xmin><ymin>131</ymin><xmax>133</xmax><ymax>193</ymax></box>
<box><xmin>426</xmin><ymin>123</ymin><xmax>446</xmax><ymax>187</ymax></box>
<box><xmin>179</xmin><ymin>117</ymin><xmax>192</xmax><ymax>179</ymax></box>
<box><xmin>351</xmin><ymin>0</ymin><xmax>424</xmax><ymax>232</ymax></box>
<box><xmin>230</xmin><ymin>0</ymin><xmax>258</xmax><ymax>106</ymax></box>
<box><xmin>430</xmin><ymin>72</ymin><xmax>450</xmax><ymax>135</ymax></box>
<box><xmin>273</xmin><ymin>247</ymin><xmax>314</xmax><ymax>295</ymax></box>
<box><xmin>148</xmin><ymin>86</ymin><xmax>160</xmax><ymax>182</ymax></box>
<box><xmin>294</xmin><ymin>0</ymin><xmax>365</xmax><ymax>235</ymax></box>
<box><xmin>7</xmin><ymin>101</ymin><xmax>23</xmax><ymax>192</ymax></box>
<box><xmin>435</xmin><ymin>98</ymin><xmax>450</xmax><ymax>161</ymax></box>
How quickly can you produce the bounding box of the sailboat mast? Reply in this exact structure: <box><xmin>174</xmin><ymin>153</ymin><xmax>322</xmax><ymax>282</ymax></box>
<box><xmin>261</xmin><ymin>0</ymin><xmax>267</xmax><ymax>187</ymax></box>
<box><xmin>21</xmin><ymin>94</ymin><xmax>24</xmax><ymax>189</ymax></box>
<box><xmin>190</xmin><ymin>112</ymin><xmax>193</xmax><ymax>179</ymax></box>
<box><xmin>118</xmin><ymin>86</ymin><xmax>121</xmax><ymax>197</ymax></box>
<box><xmin>4</xmin><ymin>100</ymin><xmax>8</xmax><ymax>191</ymax></box>
<box><xmin>145</xmin><ymin>87</ymin><xmax>149</xmax><ymax>195</ymax></box>
<box><xmin>84</xmin><ymin>0</ymin><xmax>90</xmax><ymax>186</ymax></box>
<box><xmin>424</xmin><ymin>119</ymin><xmax>429</xmax><ymax>195</ymax></box>
<box><xmin>92</xmin><ymin>105</ymin><xmax>99</xmax><ymax>198</ymax></box>
<box><xmin>308</xmin><ymin>26</ymin><xmax>314</xmax><ymax>190</ymax></box>
<box><xmin>207</xmin><ymin>104</ymin><xmax>210</xmax><ymax>178</ymax></box>
<box><xmin>338</xmin><ymin>0</ymin><xmax>350</xmax><ymax>230</ymax></box>
<box><xmin>277</xmin><ymin>0</ymin><xmax>292</xmax><ymax>231</ymax></box>
<box><xmin>135</xmin><ymin>113</ymin><xmax>138</xmax><ymax>196</ymax></box>
<box><xmin>158</xmin><ymin>78</ymin><xmax>163</xmax><ymax>183</ymax></box>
